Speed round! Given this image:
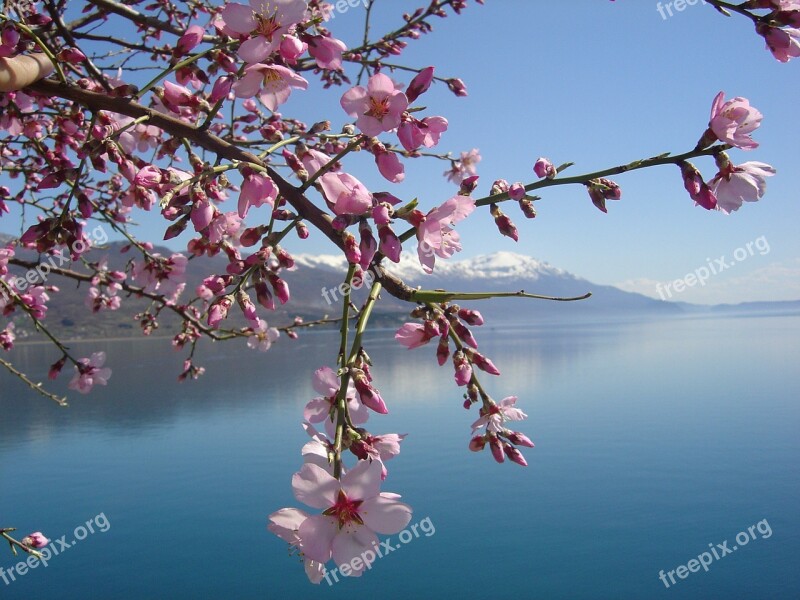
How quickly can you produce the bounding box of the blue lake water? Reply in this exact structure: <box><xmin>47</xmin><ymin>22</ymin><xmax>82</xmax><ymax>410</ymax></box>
<box><xmin>1</xmin><ymin>314</ymin><xmax>798</xmax><ymax>599</ymax></box>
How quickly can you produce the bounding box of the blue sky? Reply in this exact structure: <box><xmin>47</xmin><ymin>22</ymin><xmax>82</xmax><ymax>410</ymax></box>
<box><xmin>2</xmin><ymin>1</ymin><xmax>798</xmax><ymax>304</ymax></box>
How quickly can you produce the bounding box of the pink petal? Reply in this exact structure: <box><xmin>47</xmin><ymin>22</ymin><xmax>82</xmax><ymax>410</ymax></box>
<box><xmin>341</xmin><ymin>459</ymin><xmax>381</xmax><ymax>501</ymax></box>
<box><xmin>304</xmin><ymin>397</ymin><xmax>331</xmax><ymax>422</ymax></box>
<box><xmin>312</xmin><ymin>366</ymin><xmax>338</xmax><ymax>395</ymax></box>
<box><xmin>331</xmin><ymin>525</ymin><xmax>379</xmax><ymax>575</ymax></box>
<box><xmin>221</xmin><ymin>3</ymin><xmax>257</xmax><ymax>34</ymax></box>
<box><xmin>232</xmin><ymin>70</ymin><xmax>264</xmax><ymax>98</ymax></box>
<box><xmin>298</xmin><ymin>514</ymin><xmax>338</xmax><ymax>562</ymax></box>
<box><xmin>359</xmin><ymin>494</ymin><xmax>413</xmax><ymax>535</ymax></box>
<box><xmin>292</xmin><ymin>463</ymin><xmax>339</xmax><ymax>509</ymax></box>
<box><xmin>340</xmin><ymin>86</ymin><xmax>367</xmax><ymax>116</ymax></box>
<box><xmin>239</xmin><ymin>35</ymin><xmax>275</xmax><ymax>64</ymax></box>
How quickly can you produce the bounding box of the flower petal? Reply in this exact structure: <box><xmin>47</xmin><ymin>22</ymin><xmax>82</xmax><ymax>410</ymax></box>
<box><xmin>298</xmin><ymin>513</ymin><xmax>338</xmax><ymax>563</ymax></box>
<box><xmin>359</xmin><ymin>493</ymin><xmax>413</xmax><ymax>535</ymax></box>
<box><xmin>292</xmin><ymin>463</ymin><xmax>339</xmax><ymax>509</ymax></box>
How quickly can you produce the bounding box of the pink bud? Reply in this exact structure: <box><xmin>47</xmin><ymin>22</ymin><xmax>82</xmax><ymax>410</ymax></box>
<box><xmin>504</xmin><ymin>444</ymin><xmax>528</xmax><ymax>467</ymax></box>
<box><xmin>507</xmin><ymin>431</ymin><xmax>535</xmax><ymax>448</ymax></box>
<box><xmin>447</xmin><ymin>77</ymin><xmax>468</xmax><ymax>97</ymax></box>
<box><xmin>489</xmin><ymin>437</ymin><xmax>504</xmax><ymax>463</ymax></box>
<box><xmin>134</xmin><ymin>165</ymin><xmax>162</xmax><ymax>189</ymax></box>
<box><xmin>177</xmin><ymin>25</ymin><xmax>205</xmax><ymax>54</ymax></box>
<box><xmin>457</xmin><ymin>308</ymin><xmax>484</xmax><ymax>326</ymax></box>
<box><xmin>533</xmin><ymin>157</ymin><xmax>556</xmax><ymax>179</ymax></box>
<box><xmin>406</xmin><ymin>66</ymin><xmax>435</xmax><ymax>102</ymax></box>
<box><xmin>469</xmin><ymin>435</ymin><xmax>486</xmax><ymax>452</ymax></box>
<box><xmin>269</xmin><ymin>274</ymin><xmax>290</xmax><ymax>304</ymax></box>
<box><xmin>21</xmin><ymin>532</ymin><xmax>49</xmax><ymax>549</ymax></box>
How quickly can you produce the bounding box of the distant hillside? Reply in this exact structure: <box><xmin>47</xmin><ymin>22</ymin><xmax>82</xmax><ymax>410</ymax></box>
<box><xmin>2</xmin><ymin>231</ymin><xmax>797</xmax><ymax>340</ymax></box>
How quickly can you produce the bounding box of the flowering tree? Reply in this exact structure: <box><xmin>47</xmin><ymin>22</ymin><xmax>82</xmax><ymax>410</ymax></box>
<box><xmin>0</xmin><ymin>0</ymin><xmax>796</xmax><ymax>582</ymax></box>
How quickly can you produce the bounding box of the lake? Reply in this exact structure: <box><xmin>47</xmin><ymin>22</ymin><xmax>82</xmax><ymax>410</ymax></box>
<box><xmin>1</xmin><ymin>314</ymin><xmax>798</xmax><ymax>599</ymax></box>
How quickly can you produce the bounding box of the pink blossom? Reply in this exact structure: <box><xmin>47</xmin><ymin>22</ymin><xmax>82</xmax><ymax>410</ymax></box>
<box><xmin>190</xmin><ymin>198</ymin><xmax>216</xmax><ymax>232</ymax></box>
<box><xmin>374</xmin><ymin>148</ymin><xmax>404</xmax><ymax>183</ymax></box>
<box><xmin>268</xmin><ymin>508</ymin><xmax>327</xmax><ymax>584</ymax></box>
<box><xmin>308</xmin><ymin>35</ymin><xmax>347</xmax><ymax>70</ymax></box>
<box><xmin>340</xmin><ymin>73</ymin><xmax>409</xmax><ymax>137</ymax></box>
<box><xmin>68</xmin><ymin>352</ymin><xmax>112</xmax><ymax>394</ymax></box>
<box><xmin>394</xmin><ymin>322</ymin><xmax>436</xmax><ymax>349</ymax></box>
<box><xmin>303</xmin><ymin>366</ymin><xmax>368</xmax><ymax>427</ymax></box>
<box><xmin>248</xmin><ymin>318</ymin><xmax>280</xmax><ymax>351</ymax></box>
<box><xmin>232</xmin><ymin>63</ymin><xmax>308</xmax><ymax>111</ymax></box>
<box><xmin>279</xmin><ymin>34</ymin><xmax>307</xmax><ymax>63</ymax></box>
<box><xmin>221</xmin><ymin>0</ymin><xmax>308</xmax><ymax>63</ymax></box>
<box><xmin>208</xmin><ymin>211</ymin><xmax>242</xmax><ymax>244</ymax></box>
<box><xmin>415</xmin><ymin>195</ymin><xmax>475</xmax><ymax>273</ymax></box>
<box><xmin>709</xmin><ymin>160</ymin><xmax>775</xmax><ymax>214</ymax></box>
<box><xmin>299</xmin><ymin>148</ymin><xmax>334</xmax><ymax>177</ymax></box>
<box><xmin>471</xmin><ymin>396</ymin><xmax>527</xmax><ymax>434</ymax></box>
<box><xmin>0</xmin><ymin>245</ymin><xmax>13</xmax><ymax>275</ymax></box>
<box><xmin>708</xmin><ymin>92</ymin><xmax>763</xmax><ymax>150</ymax></box>
<box><xmin>176</xmin><ymin>25</ymin><xmax>205</xmax><ymax>54</ymax></box>
<box><xmin>318</xmin><ymin>172</ymin><xmax>372</xmax><ymax>216</ymax></box>
<box><xmin>398</xmin><ymin>116</ymin><xmax>448</xmax><ymax>152</ymax></box>
<box><xmin>134</xmin><ymin>165</ymin><xmax>162</xmax><ymax>188</ymax></box>
<box><xmin>132</xmin><ymin>254</ymin><xmax>187</xmax><ymax>299</ymax></box>
<box><xmin>444</xmin><ymin>148</ymin><xmax>481</xmax><ymax>184</ymax></box>
<box><xmin>293</xmin><ymin>460</ymin><xmax>412</xmax><ymax>575</ymax></box>
<box><xmin>238</xmin><ymin>171</ymin><xmax>279</xmax><ymax>218</ymax></box>
<box><xmin>757</xmin><ymin>23</ymin><xmax>800</xmax><ymax>62</ymax></box>
<box><xmin>0</xmin><ymin>322</ymin><xmax>14</xmax><ymax>351</ymax></box>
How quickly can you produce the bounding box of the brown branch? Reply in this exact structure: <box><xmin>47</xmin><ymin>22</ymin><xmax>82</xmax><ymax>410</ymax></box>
<box><xmin>26</xmin><ymin>78</ymin><xmax>419</xmax><ymax>303</ymax></box>
<box><xmin>0</xmin><ymin>356</ymin><xmax>68</xmax><ymax>406</ymax></box>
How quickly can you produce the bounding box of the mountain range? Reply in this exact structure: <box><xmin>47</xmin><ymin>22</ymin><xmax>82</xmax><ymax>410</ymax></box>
<box><xmin>1</xmin><ymin>232</ymin><xmax>797</xmax><ymax>340</ymax></box>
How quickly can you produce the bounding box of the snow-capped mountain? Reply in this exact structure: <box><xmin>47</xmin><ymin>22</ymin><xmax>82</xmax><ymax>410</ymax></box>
<box><xmin>289</xmin><ymin>251</ymin><xmax>680</xmax><ymax>320</ymax></box>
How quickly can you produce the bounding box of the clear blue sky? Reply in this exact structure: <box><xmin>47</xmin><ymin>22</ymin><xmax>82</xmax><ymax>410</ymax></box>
<box><xmin>3</xmin><ymin>1</ymin><xmax>798</xmax><ymax>303</ymax></box>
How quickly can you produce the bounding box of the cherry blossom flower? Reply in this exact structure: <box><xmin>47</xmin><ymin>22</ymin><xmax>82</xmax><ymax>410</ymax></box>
<box><xmin>414</xmin><ymin>195</ymin><xmax>475</xmax><ymax>273</ymax></box>
<box><xmin>707</xmin><ymin>92</ymin><xmax>763</xmax><ymax>150</ymax></box>
<box><xmin>709</xmin><ymin>159</ymin><xmax>775</xmax><ymax>214</ymax></box>
<box><xmin>208</xmin><ymin>211</ymin><xmax>242</xmax><ymax>244</ymax></box>
<box><xmin>394</xmin><ymin>322</ymin><xmax>437</xmax><ymax>349</ymax></box>
<box><xmin>307</xmin><ymin>35</ymin><xmax>347</xmax><ymax>70</ymax></box>
<box><xmin>232</xmin><ymin>63</ymin><xmax>308</xmax><ymax>111</ymax></box>
<box><xmin>340</xmin><ymin>73</ymin><xmax>409</xmax><ymax>137</ymax></box>
<box><xmin>268</xmin><ymin>508</ymin><xmax>327</xmax><ymax>584</ymax></box>
<box><xmin>238</xmin><ymin>171</ymin><xmax>279</xmax><ymax>218</ymax></box>
<box><xmin>68</xmin><ymin>352</ymin><xmax>112</xmax><ymax>394</ymax></box>
<box><xmin>318</xmin><ymin>172</ymin><xmax>372</xmax><ymax>216</ymax></box>
<box><xmin>132</xmin><ymin>254</ymin><xmax>187</xmax><ymax>299</ymax></box>
<box><xmin>397</xmin><ymin>116</ymin><xmax>448</xmax><ymax>152</ymax></box>
<box><xmin>444</xmin><ymin>148</ymin><xmax>481</xmax><ymax>184</ymax></box>
<box><xmin>221</xmin><ymin>0</ymin><xmax>308</xmax><ymax>64</ymax></box>
<box><xmin>247</xmin><ymin>318</ymin><xmax>280</xmax><ymax>351</ymax></box>
<box><xmin>471</xmin><ymin>396</ymin><xmax>527</xmax><ymax>434</ymax></box>
<box><xmin>176</xmin><ymin>25</ymin><xmax>205</xmax><ymax>55</ymax></box>
<box><xmin>757</xmin><ymin>23</ymin><xmax>800</xmax><ymax>62</ymax></box>
<box><xmin>0</xmin><ymin>322</ymin><xmax>14</xmax><ymax>351</ymax></box>
<box><xmin>304</xmin><ymin>366</ymin><xmax>368</xmax><ymax>431</ymax></box>
<box><xmin>292</xmin><ymin>460</ymin><xmax>412</xmax><ymax>575</ymax></box>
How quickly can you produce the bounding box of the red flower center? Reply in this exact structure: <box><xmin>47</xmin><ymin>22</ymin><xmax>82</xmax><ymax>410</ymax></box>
<box><xmin>323</xmin><ymin>490</ymin><xmax>364</xmax><ymax>528</ymax></box>
<box><xmin>366</xmin><ymin>96</ymin><xmax>390</xmax><ymax>120</ymax></box>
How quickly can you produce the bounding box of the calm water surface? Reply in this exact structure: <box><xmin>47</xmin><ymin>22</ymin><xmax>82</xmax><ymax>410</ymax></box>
<box><xmin>1</xmin><ymin>315</ymin><xmax>798</xmax><ymax>599</ymax></box>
